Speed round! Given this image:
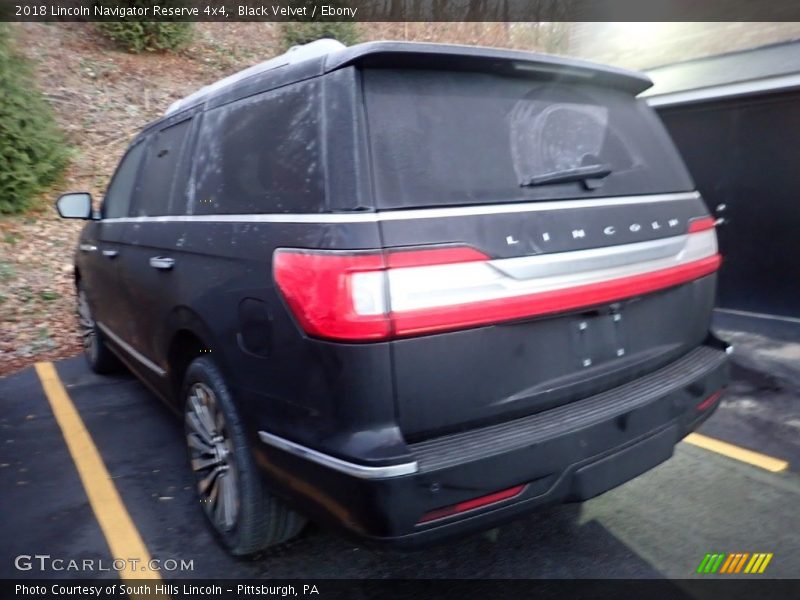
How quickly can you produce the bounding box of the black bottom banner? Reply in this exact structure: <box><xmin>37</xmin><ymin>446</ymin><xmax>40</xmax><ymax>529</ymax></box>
<box><xmin>3</xmin><ymin>579</ymin><xmax>800</xmax><ymax>600</ymax></box>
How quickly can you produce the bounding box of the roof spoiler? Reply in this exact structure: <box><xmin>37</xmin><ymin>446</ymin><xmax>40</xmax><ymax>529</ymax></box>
<box><xmin>165</xmin><ymin>39</ymin><xmax>652</xmax><ymax>117</ymax></box>
<box><xmin>325</xmin><ymin>42</ymin><xmax>652</xmax><ymax>95</ymax></box>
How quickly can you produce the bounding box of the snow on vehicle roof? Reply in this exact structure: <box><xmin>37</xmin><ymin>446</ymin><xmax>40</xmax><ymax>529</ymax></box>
<box><xmin>164</xmin><ymin>38</ymin><xmax>651</xmax><ymax>118</ymax></box>
<box><xmin>165</xmin><ymin>38</ymin><xmax>346</xmax><ymax>116</ymax></box>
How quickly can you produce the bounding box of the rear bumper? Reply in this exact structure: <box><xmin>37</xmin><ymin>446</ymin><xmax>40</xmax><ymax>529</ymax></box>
<box><xmin>255</xmin><ymin>337</ymin><xmax>730</xmax><ymax>548</ymax></box>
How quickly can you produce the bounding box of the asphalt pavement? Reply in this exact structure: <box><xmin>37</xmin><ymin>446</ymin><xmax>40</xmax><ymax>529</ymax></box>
<box><xmin>1</xmin><ymin>320</ymin><xmax>798</xmax><ymax>581</ymax></box>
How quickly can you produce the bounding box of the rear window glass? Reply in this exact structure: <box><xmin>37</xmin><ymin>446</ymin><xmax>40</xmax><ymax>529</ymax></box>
<box><xmin>190</xmin><ymin>80</ymin><xmax>323</xmax><ymax>214</ymax></box>
<box><xmin>363</xmin><ymin>69</ymin><xmax>693</xmax><ymax>209</ymax></box>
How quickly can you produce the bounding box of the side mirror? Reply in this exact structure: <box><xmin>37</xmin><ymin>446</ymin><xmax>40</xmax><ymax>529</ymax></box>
<box><xmin>56</xmin><ymin>192</ymin><xmax>93</xmax><ymax>219</ymax></box>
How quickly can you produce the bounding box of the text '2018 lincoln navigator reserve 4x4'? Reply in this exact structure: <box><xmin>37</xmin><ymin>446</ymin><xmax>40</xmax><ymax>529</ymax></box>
<box><xmin>56</xmin><ymin>40</ymin><xmax>730</xmax><ymax>555</ymax></box>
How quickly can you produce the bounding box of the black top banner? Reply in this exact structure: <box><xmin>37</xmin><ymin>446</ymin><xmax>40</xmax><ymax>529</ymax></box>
<box><xmin>3</xmin><ymin>0</ymin><xmax>800</xmax><ymax>22</ymax></box>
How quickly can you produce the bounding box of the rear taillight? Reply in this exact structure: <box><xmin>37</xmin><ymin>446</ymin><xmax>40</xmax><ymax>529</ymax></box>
<box><xmin>274</xmin><ymin>224</ymin><xmax>720</xmax><ymax>342</ymax></box>
<box><xmin>273</xmin><ymin>247</ymin><xmax>488</xmax><ymax>341</ymax></box>
<box><xmin>688</xmin><ymin>216</ymin><xmax>716</xmax><ymax>233</ymax></box>
<box><xmin>272</xmin><ymin>251</ymin><xmax>391</xmax><ymax>341</ymax></box>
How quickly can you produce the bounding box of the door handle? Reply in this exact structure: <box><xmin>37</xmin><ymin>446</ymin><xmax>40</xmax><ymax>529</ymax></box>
<box><xmin>79</xmin><ymin>243</ymin><xmax>97</xmax><ymax>253</ymax></box>
<box><xmin>149</xmin><ymin>257</ymin><xmax>175</xmax><ymax>270</ymax></box>
<box><xmin>102</xmin><ymin>249</ymin><xmax>118</xmax><ymax>258</ymax></box>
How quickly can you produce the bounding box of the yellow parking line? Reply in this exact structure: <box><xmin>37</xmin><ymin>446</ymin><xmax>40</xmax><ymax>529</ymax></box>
<box><xmin>35</xmin><ymin>362</ymin><xmax>164</xmax><ymax>591</ymax></box>
<box><xmin>684</xmin><ymin>432</ymin><xmax>789</xmax><ymax>473</ymax></box>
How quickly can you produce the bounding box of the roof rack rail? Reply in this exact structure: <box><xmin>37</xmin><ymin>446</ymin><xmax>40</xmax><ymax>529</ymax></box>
<box><xmin>165</xmin><ymin>38</ymin><xmax>346</xmax><ymax>116</ymax></box>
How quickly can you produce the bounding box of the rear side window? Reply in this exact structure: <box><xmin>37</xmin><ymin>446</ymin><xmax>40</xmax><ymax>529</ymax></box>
<box><xmin>191</xmin><ymin>80</ymin><xmax>324</xmax><ymax>214</ymax></box>
<box><xmin>133</xmin><ymin>119</ymin><xmax>192</xmax><ymax>216</ymax></box>
<box><xmin>103</xmin><ymin>141</ymin><xmax>145</xmax><ymax>219</ymax></box>
<box><xmin>363</xmin><ymin>69</ymin><xmax>693</xmax><ymax>209</ymax></box>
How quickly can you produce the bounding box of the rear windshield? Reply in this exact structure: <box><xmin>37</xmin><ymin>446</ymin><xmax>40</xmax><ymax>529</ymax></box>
<box><xmin>362</xmin><ymin>69</ymin><xmax>693</xmax><ymax>209</ymax></box>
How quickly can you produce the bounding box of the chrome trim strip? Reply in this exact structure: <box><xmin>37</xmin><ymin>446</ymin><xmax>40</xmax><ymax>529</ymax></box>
<box><xmin>386</xmin><ymin>230</ymin><xmax>717</xmax><ymax>313</ymax></box>
<box><xmin>258</xmin><ymin>431</ymin><xmax>419</xmax><ymax>479</ymax></box>
<box><xmin>100</xmin><ymin>192</ymin><xmax>700</xmax><ymax>224</ymax></box>
<box><xmin>368</xmin><ymin>192</ymin><xmax>700</xmax><ymax>222</ymax></box>
<box><xmin>96</xmin><ymin>322</ymin><xmax>166</xmax><ymax>377</ymax></box>
<box><xmin>489</xmin><ymin>234</ymin><xmax>688</xmax><ymax>280</ymax></box>
<box><xmin>646</xmin><ymin>74</ymin><xmax>800</xmax><ymax>107</ymax></box>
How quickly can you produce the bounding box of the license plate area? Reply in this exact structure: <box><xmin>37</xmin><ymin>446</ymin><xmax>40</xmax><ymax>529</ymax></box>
<box><xmin>570</xmin><ymin>303</ymin><xmax>628</xmax><ymax>370</ymax></box>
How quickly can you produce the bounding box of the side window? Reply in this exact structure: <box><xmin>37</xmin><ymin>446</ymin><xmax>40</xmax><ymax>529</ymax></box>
<box><xmin>133</xmin><ymin>119</ymin><xmax>192</xmax><ymax>216</ymax></box>
<box><xmin>103</xmin><ymin>141</ymin><xmax>145</xmax><ymax>219</ymax></box>
<box><xmin>191</xmin><ymin>79</ymin><xmax>324</xmax><ymax>214</ymax></box>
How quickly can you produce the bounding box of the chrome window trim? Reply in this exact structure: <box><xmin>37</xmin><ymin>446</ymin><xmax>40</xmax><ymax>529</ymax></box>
<box><xmin>100</xmin><ymin>192</ymin><xmax>701</xmax><ymax>224</ymax></box>
<box><xmin>96</xmin><ymin>322</ymin><xmax>166</xmax><ymax>377</ymax></box>
<box><xmin>258</xmin><ymin>431</ymin><xmax>419</xmax><ymax>479</ymax></box>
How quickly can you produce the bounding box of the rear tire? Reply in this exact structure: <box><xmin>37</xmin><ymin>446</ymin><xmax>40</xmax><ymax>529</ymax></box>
<box><xmin>182</xmin><ymin>356</ymin><xmax>306</xmax><ymax>555</ymax></box>
<box><xmin>77</xmin><ymin>282</ymin><xmax>120</xmax><ymax>374</ymax></box>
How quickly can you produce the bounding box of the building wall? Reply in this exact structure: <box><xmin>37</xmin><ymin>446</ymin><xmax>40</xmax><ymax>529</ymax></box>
<box><xmin>567</xmin><ymin>22</ymin><xmax>800</xmax><ymax>70</ymax></box>
<box><xmin>657</xmin><ymin>91</ymin><xmax>800</xmax><ymax>319</ymax></box>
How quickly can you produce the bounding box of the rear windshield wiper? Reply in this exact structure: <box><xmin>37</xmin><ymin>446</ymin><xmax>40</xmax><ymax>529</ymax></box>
<box><xmin>520</xmin><ymin>164</ymin><xmax>612</xmax><ymax>188</ymax></box>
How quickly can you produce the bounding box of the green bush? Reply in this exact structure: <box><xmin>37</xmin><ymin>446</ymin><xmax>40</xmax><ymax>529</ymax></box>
<box><xmin>0</xmin><ymin>25</ymin><xmax>68</xmax><ymax>215</ymax></box>
<box><xmin>94</xmin><ymin>1</ymin><xmax>192</xmax><ymax>53</ymax></box>
<box><xmin>95</xmin><ymin>21</ymin><xmax>192</xmax><ymax>53</ymax></box>
<box><xmin>278</xmin><ymin>22</ymin><xmax>360</xmax><ymax>51</ymax></box>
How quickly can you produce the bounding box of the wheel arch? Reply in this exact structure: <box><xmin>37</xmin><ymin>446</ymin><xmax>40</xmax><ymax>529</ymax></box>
<box><xmin>164</xmin><ymin>307</ymin><xmax>221</xmax><ymax>407</ymax></box>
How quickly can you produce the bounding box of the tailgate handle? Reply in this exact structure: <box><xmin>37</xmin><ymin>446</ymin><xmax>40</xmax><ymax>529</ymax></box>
<box><xmin>149</xmin><ymin>256</ymin><xmax>175</xmax><ymax>270</ymax></box>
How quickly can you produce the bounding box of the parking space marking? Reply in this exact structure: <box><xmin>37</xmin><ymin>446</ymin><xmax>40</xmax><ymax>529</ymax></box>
<box><xmin>684</xmin><ymin>432</ymin><xmax>789</xmax><ymax>472</ymax></box>
<box><xmin>35</xmin><ymin>362</ymin><xmax>166</xmax><ymax>591</ymax></box>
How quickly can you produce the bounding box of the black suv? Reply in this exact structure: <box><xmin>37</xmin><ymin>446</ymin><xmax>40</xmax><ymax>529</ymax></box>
<box><xmin>56</xmin><ymin>40</ymin><xmax>729</xmax><ymax>555</ymax></box>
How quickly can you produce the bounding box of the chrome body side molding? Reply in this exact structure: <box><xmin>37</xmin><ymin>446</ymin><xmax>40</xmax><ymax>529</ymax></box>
<box><xmin>258</xmin><ymin>431</ymin><xmax>419</xmax><ymax>479</ymax></box>
<box><xmin>96</xmin><ymin>322</ymin><xmax>166</xmax><ymax>378</ymax></box>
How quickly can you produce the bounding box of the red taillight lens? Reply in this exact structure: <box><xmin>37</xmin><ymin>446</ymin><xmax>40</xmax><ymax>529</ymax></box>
<box><xmin>385</xmin><ymin>246</ymin><xmax>489</xmax><ymax>268</ymax></box>
<box><xmin>418</xmin><ymin>484</ymin><xmax>527</xmax><ymax>524</ymax></box>
<box><xmin>273</xmin><ymin>247</ymin><xmax>489</xmax><ymax>341</ymax></box>
<box><xmin>390</xmin><ymin>254</ymin><xmax>721</xmax><ymax>337</ymax></box>
<box><xmin>273</xmin><ymin>251</ymin><xmax>391</xmax><ymax>341</ymax></box>
<box><xmin>688</xmin><ymin>216</ymin><xmax>716</xmax><ymax>233</ymax></box>
<box><xmin>274</xmin><ymin>224</ymin><xmax>720</xmax><ymax>342</ymax></box>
